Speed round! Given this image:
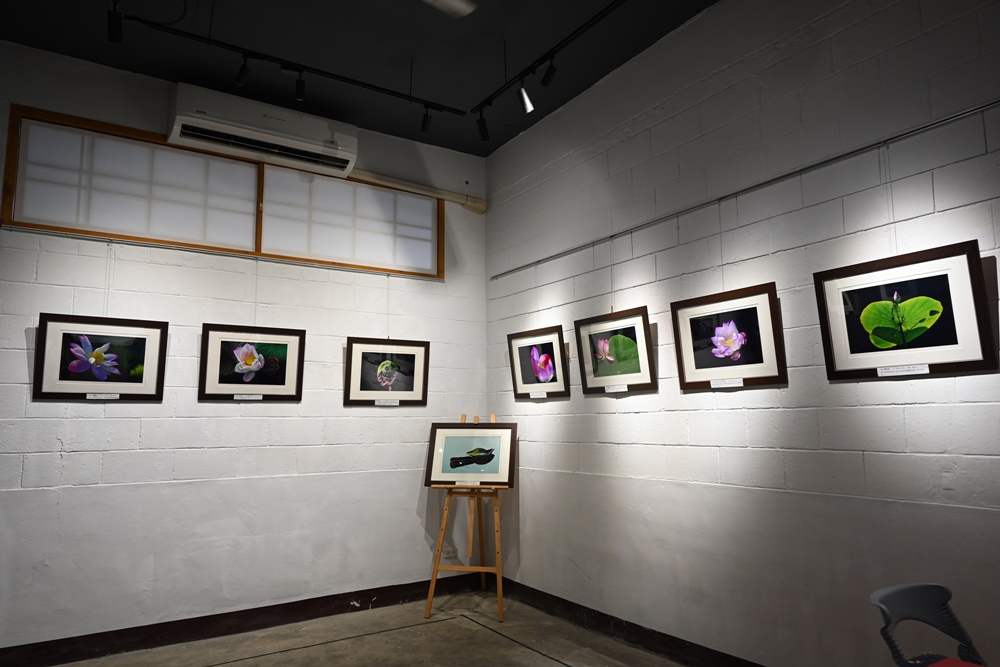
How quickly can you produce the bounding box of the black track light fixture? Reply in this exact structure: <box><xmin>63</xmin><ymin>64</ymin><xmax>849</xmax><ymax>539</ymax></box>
<box><xmin>540</xmin><ymin>58</ymin><xmax>557</xmax><ymax>87</ymax></box>
<box><xmin>295</xmin><ymin>72</ymin><xmax>305</xmax><ymax>102</ymax></box>
<box><xmin>234</xmin><ymin>56</ymin><xmax>249</xmax><ymax>87</ymax></box>
<box><xmin>421</xmin><ymin>107</ymin><xmax>432</xmax><ymax>133</ymax></box>
<box><xmin>477</xmin><ymin>110</ymin><xmax>489</xmax><ymax>142</ymax></box>
<box><xmin>107</xmin><ymin>1</ymin><xmax>123</xmax><ymax>42</ymax></box>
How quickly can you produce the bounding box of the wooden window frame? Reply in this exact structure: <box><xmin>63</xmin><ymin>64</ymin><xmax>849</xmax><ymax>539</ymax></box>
<box><xmin>2</xmin><ymin>104</ymin><xmax>445</xmax><ymax>279</ymax></box>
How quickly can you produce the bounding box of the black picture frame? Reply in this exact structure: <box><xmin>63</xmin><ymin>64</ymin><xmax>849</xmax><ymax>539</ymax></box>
<box><xmin>506</xmin><ymin>325</ymin><xmax>571</xmax><ymax>400</ymax></box>
<box><xmin>199</xmin><ymin>323</ymin><xmax>306</xmax><ymax>401</ymax></box>
<box><xmin>343</xmin><ymin>337</ymin><xmax>430</xmax><ymax>406</ymax></box>
<box><xmin>670</xmin><ymin>282</ymin><xmax>788</xmax><ymax>390</ymax></box>
<box><xmin>573</xmin><ymin>305</ymin><xmax>657</xmax><ymax>394</ymax></box>
<box><xmin>813</xmin><ymin>240</ymin><xmax>997</xmax><ymax>380</ymax></box>
<box><xmin>33</xmin><ymin>313</ymin><xmax>169</xmax><ymax>401</ymax></box>
<box><xmin>424</xmin><ymin>422</ymin><xmax>518</xmax><ymax>487</ymax></box>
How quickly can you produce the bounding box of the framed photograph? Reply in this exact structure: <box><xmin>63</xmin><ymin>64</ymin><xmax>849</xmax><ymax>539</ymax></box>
<box><xmin>199</xmin><ymin>323</ymin><xmax>305</xmax><ymax>401</ymax></box>
<box><xmin>424</xmin><ymin>422</ymin><xmax>517</xmax><ymax>487</ymax></box>
<box><xmin>573</xmin><ymin>305</ymin><xmax>657</xmax><ymax>394</ymax></box>
<box><xmin>33</xmin><ymin>313</ymin><xmax>168</xmax><ymax>401</ymax></box>
<box><xmin>813</xmin><ymin>240</ymin><xmax>998</xmax><ymax>380</ymax></box>
<box><xmin>506</xmin><ymin>325</ymin><xmax>571</xmax><ymax>400</ymax></box>
<box><xmin>344</xmin><ymin>337</ymin><xmax>430</xmax><ymax>406</ymax></box>
<box><xmin>670</xmin><ymin>282</ymin><xmax>788</xmax><ymax>390</ymax></box>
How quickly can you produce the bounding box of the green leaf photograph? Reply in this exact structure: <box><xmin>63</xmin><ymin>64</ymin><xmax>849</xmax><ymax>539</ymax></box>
<box><xmin>590</xmin><ymin>326</ymin><xmax>641</xmax><ymax>376</ymax></box>
<box><xmin>842</xmin><ymin>275</ymin><xmax>958</xmax><ymax>354</ymax></box>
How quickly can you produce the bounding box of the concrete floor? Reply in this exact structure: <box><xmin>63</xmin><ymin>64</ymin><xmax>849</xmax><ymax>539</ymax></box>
<box><xmin>63</xmin><ymin>591</ymin><xmax>685</xmax><ymax>667</ymax></box>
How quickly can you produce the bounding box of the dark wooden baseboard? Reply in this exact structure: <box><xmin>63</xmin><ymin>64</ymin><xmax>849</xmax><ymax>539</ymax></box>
<box><xmin>0</xmin><ymin>574</ymin><xmax>481</xmax><ymax>667</ymax></box>
<box><xmin>503</xmin><ymin>580</ymin><xmax>764</xmax><ymax>667</ymax></box>
<box><xmin>2</xmin><ymin>575</ymin><xmax>762</xmax><ymax>667</ymax></box>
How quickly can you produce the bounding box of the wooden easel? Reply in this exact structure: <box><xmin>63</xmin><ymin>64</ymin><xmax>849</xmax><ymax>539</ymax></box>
<box><xmin>425</xmin><ymin>413</ymin><xmax>506</xmax><ymax>621</ymax></box>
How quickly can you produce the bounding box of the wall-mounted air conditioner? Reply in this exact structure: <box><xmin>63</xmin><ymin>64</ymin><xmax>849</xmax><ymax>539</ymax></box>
<box><xmin>168</xmin><ymin>83</ymin><xmax>358</xmax><ymax>178</ymax></box>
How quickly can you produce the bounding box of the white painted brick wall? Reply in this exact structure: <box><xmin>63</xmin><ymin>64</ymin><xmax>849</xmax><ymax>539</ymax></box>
<box><xmin>101</xmin><ymin>450</ymin><xmax>174</xmax><ymax>484</ymax></box>
<box><xmin>484</xmin><ymin>4</ymin><xmax>1000</xmax><ymax>661</ymax></box>
<box><xmin>890</xmin><ymin>173</ymin><xmax>935</xmax><ymax>221</ymax></box>
<box><xmin>784</xmin><ymin>450</ymin><xmax>866</xmax><ymax>496</ymax></box>
<box><xmin>4</xmin><ymin>0</ymin><xmax>999</xmax><ymax>662</ymax></box>
<box><xmin>719</xmin><ymin>447</ymin><xmax>785</xmax><ymax>488</ymax></box>
<box><xmin>888</xmin><ymin>114</ymin><xmax>986</xmax><ymax>179</ymax></box>
<box><xmin>174</xmin><ymin>448</ymin><xmax>238</xmax><ymax>480</ymax></box>
<box><xmin>933</xmin><ymin>152</ymin><xmax>1000</xmax><ymax>211</ymax></box>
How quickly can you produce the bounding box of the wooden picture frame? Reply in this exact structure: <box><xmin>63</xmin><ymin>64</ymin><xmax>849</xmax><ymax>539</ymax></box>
<box><xmin>574</xmin><ymin>305</ymin><xmax>657</xmax><ymax>394</ymax></box>
<box><xmin>424</xmin><ymin>422</ymin><xmax>518</xmax><ymax>487</ymax></box>
<box><xmin>813</xmin><ymin>240</ymin><xmax>997</xmax><ymax>380</ymax></box>
<box><xmin>506</xmin><ymin>325</ymin><xmax>571</xmax><ymax>400</ymax></box>
<box><xmin>33</xmin><ymin>313</ymin><xmax>168</xmax><ymax>401</ymax></box>
<box><xmin>670</xmin><ymin>282</ymin><xmax>788</xmax><ymax>390</ymax></box>
<box><xmin>199</xmin><ymin>323</ymin><xmax>306</xmax><ymax>401</ymax></box>
<box><xmin>343</xmin><ymin>337</ymin><xmax>430</xmax><ymax>406</ymax></box>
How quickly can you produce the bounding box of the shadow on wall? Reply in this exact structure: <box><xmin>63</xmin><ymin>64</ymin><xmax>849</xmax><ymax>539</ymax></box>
<box><xmin>982</xmin><ymin>256</ymin><xmax>999</xmax><ymax>353</ymax></box>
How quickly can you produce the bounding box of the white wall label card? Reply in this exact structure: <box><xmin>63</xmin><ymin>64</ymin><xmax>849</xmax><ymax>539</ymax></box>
<box><xmin>86</xmin><ymin>393</ymin><xmax>120</xmax><ymax>400</ymax></box>
<box><xmin>710</xmin><ymin>378</ymin><xmax>744</xmax><ymax>389</ymax></box>
<box><xmin>234</xmin><ymin>394</ymin><xmax>264</xmax><ymax>401</ymax></box>
<box><xmin>877</xmin><ymin>364</ymin><xmax>930</xmax><ymax>377</ymax></box>
<box><xmin>604</xmin><ymin>384</ymin><xmax>628</xmax><ymax>393</ymax></box>
<box><xmin>375</xmin><ymin>399</ymin><xmax>400</xmax><ymax>406</ymax></box>
<box><xmin>529</xmin><ymin>391</ymin><xmax>547</xmax><ymax>399</ymax></box>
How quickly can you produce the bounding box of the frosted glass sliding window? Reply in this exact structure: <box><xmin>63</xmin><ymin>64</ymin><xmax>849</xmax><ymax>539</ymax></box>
<box><xmin>14</xmin><ymin>120</ymin><xmax>257</xmax><ymax>250</ymax></box>
<box><xmin>261</xmin><ymin>165</ymin><xmax>438</xmax><ymax>274</ymax></box>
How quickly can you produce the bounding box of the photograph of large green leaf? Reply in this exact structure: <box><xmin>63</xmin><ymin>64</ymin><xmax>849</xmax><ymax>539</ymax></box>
<box><xmin>842</xmin><ymin>275</ymin><xmax>958</xmax><ymax>354</ymax></box>
<box><xmin>859</xmin><ymin>295</ymin><xmax>943</xmax><ymax>349</ymax></box>
<box><xmin>594</xmin><ymin>333</ymin><xmax>641</xmax><ymax>376</ymax></box>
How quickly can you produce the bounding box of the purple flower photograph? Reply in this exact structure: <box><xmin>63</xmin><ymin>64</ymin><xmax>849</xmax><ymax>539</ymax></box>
<box><xmin>517</xmin><ymin>342</ymin><xmax>557</xmax><ymax>385</ymax></box>
<box><xmin>689</xmin><ymin>307</ymin><xmax>764</xmax><ymax>370</ymax></box>
<box><xmin>506</xmin><ymin>326</ymin><xmax>570</xmax><ymax>400</ymax></box>
<box><xmin>57</xmin><ymin>332</ymin><xmax>146</xmax><ymax>384</ymax></box>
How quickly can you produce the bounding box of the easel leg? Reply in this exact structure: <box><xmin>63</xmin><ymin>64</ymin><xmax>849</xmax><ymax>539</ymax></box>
<box><xmin>493</xmin><ymin>491</ymin><xmax>504</xmax><ymax>622</ymax></box>
<box><xmin>425</xmin><ymin>490</ymin><xmax>453</xmax><ymax>618</ymax></box>
<box><xmin>477</xmin><ymin>496</ymin><xmax>486</xmax><ymax>591</ymax></box>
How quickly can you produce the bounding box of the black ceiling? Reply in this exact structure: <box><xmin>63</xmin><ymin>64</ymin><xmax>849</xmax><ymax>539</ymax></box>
<box><xmin>3</xmin><ymin>0</ymin><xmax>720</xmax><ymax>157</ymax></box>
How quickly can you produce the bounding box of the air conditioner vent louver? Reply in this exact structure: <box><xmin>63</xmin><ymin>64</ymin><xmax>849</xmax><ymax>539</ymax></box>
<box><xmin>168</xmin><ymin>83</ymin><xmax>358</xmax><ymax>178</ymax></box>
<box><xmin>178</xmin><ymin>124</ymin><xmax>351</xmax><ymax>171</ymax></box>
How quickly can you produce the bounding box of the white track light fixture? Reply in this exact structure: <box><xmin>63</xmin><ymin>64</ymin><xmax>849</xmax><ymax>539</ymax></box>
<box><xmin>519</xmin><ymin>81</ymin><xmax>534</xmax><ymax>114</ymax></box>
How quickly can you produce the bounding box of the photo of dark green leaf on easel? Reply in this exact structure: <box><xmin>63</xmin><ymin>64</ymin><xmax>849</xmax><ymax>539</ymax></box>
<box><xmin>589</xmin><ymin>326</ymin><xmax>641</xmax><ymax>377</ymax></box>
<box><xmin>842</xmin><ymin>275</ymin><xmax>958</xmax><ymax>354</ymax></box>
<box><xmin>217</xmin><ymin>340</ymin><xmax>289</xmax><ymax>385</ymax></box>
<box><xmin>441</xmin><ymin>435</ymin><xmax>501</xmax><ymax>474</ymax></box>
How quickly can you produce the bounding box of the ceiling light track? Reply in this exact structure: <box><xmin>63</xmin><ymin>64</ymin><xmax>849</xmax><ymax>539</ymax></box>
<box><xmin>470</xmin><ymin>0</ymin><xmax>627</xmax><ymax>116</ymax></box>
<box><xmin>121</xmin><ymin>14</ymin><xmax>467</xmax><ymax>117</ymax></box>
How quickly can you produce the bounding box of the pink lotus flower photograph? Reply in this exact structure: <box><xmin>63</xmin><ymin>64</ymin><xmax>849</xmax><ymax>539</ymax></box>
<box><xmin>593</xmin><ymin>338</ymin><xmax>614</xmax><ymax>362</ymax></box>
<box><xmin>233</xmin><ymin>343</ymin><xmax>265</xmax><ymax>382</ymax></box>
<box><xmin>710</xmin><ymin>320</ymin><xmax>747</xmax><ymax>361</ymax></box>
